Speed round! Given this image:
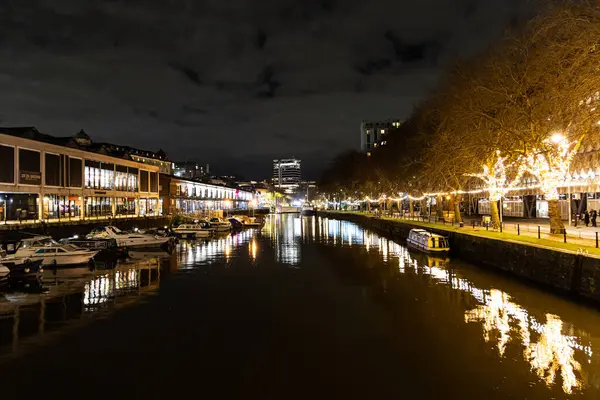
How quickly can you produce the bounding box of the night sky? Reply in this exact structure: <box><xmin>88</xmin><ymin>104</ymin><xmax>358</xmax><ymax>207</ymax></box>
<box><xmin>0</xmin><ymin>0</ymin><xmax>533</xmax><ymax>179</ymax></box>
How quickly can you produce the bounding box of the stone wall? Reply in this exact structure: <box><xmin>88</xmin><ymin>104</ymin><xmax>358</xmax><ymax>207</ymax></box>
<box><xmin>0</xmin><ymin>216</ymin><xmax>171</xmax><ymax>243</ymax></box>
<box><xmin>319</xmin><ymin>211</ymin><xmax>600</xmax><ymax>304</ymax></box>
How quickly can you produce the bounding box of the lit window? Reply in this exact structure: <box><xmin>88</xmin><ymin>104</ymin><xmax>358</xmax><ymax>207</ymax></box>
<box><xmin>381</xmin><ymin>129</ymin><xmax>385</xmax><ymax>134</ymax></box>
<box><xmin>367</xmin><ymin>152</ymin><xmax>372</xmax><ymax>157</ymax></box>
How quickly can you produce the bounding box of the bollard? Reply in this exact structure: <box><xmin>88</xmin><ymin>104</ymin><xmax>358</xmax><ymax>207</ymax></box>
<box><xmin>597</xmin><ymin>232</ymin><xmax>598</xmax><ymax>249</ymax></box>
<box><xmin>538</xmin><ymin>226</ymin><xmax>540</xmax><ymax>239</ymax></box>
<box><xmin>486</xmin><ymin>223</ymin><xmax>489</xmax><ymax>231</ymax></box>
<box><xmin>517</xmin><ymin>224</ymin><xmax>520</xmax><ymax>235</ymax></box>
<box><xmin>472</xmin><ymin>220</ymin><xmax>475</xmax><ymax>229</ymax></box>
<box><xmin>564</xmin><ymin>230</ymin><xmax>567</xmax><ymax>243</ymax></box>
<box><xmin>500</xmin><ymin>222</ymin><xmax>502</xmax><ymax>233</ymax></box>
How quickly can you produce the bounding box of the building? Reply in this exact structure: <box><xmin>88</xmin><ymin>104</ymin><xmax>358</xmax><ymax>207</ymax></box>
<box><xmin>173</xmin><ymin>161</ymin><xmax>208</xmax><ymax>180</ymax></box>
<box><xmin>273</xmin><ymin>159</ymin><xmax>301</xmax><ymax>194</ymax></box>
<box><xmin>0</xmin><ymin>127</ymin><xmax>161</xmax><ymax>223</ymax></box>
<box><xmin>360</xmin><ymin>119</ymin><xmax>402</xmax><ymax>153</ymax></box>
<box><xmin>160</xmin><ymin>175</ymin><xmax>254</xmax><ymax>216</ymax></box>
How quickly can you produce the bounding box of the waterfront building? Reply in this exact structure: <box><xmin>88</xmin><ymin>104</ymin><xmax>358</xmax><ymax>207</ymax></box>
<box><xmin>160</xmin><ymin>175</ymin><xmax>254</xmax><ymax>216</ymax></box>
<box><xmin>273</xmin><ymin>159</ymin><xmax>301</xmax><ymax>194</ymax></box>
<box><xmin>360</xmin><ymin>119</ymin><xmax>402</xmax><ymax>153</ymax></box>
<box><xmin>0</xmin><ymin>127</ymin><xmax>161</xmax><ymax>223</ymax></box>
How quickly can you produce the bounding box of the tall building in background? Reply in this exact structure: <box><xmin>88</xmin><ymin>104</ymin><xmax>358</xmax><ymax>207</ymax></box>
<box><xmin>360</xmin><ymin>119</ymin><xmax>402</xmax><ymax>154</ymax></box>
<box><xmin>273</xmin><ymin>158</ymin><xmax>301</xmax><ymax>194</ymax></box>
<box><xmin>173</xmin><ymin>161</ymin><xmax>209</xmax><ymax>180</ymax></box>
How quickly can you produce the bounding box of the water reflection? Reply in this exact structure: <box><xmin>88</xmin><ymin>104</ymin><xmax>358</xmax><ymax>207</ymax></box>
<box><xmin>319</xmin><ymin>218</ymin><xmax>595</xmax><ymax>395</ymax></box>
<box><xmin>0</xmin><ymin>257</ymin><xmax>165</xmax><ymax>360</ymax></box>
<box><xmin>262</xmin><ymin>215</ymin><xmax>302</xmax><ymax>265</ymax></box>
<box><xmin>177</xmin><ymin>229</ymin><xmax>257</xmax><ymax>268</ymax></box>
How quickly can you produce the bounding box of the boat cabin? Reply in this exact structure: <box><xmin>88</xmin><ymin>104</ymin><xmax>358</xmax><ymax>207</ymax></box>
<box><xmin>407</xmin><ymin>229</ymin><xmax>450</xmax><ymax>253</ymax></box>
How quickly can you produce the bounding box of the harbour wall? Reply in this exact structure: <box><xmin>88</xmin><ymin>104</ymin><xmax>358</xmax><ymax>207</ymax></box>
<box><xmin>319</xmin><ymin>211</ymin><xmax>600</xmax><ymax>305</ymax></box>
<box><xmin>0</xmin><ymin>216</ymin><xmax>171</xmax><ymax>242</ymax></box>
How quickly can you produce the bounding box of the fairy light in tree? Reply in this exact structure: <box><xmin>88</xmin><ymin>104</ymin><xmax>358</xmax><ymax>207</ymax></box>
<box><xmin>525</xmin><ymin>133</ymin><xmax>580</xmax><ymax>201</ymax></box>
<box><xmin>465</xmin><ymin>150</ymin><xmax>526</xmax><ymax>201</ymax></box>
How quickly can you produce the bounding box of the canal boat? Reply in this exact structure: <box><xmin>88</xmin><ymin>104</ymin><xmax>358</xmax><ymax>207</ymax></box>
<box><xmin>209</xmin><ymin>218</ymin><xmax>232</xmax><ymax>232</ymax></box>
<box><xmin>231</xmin><ymin>215</ymin><xmax>263</xmax><ymax>228</ymax></box>
<box><xmin>173</xmin><ymin>223</ymin><xmax>211</xmax><ymax>239</ymax></box>
<box><xmin>86</xmin><ymin>226</ymin><xmax>173</xmax><ymax>249</ymax></box>
<box><xmin>406</xmin><ymin>229</ymin><xmax>450</xmax><ymax>253</ymax></box>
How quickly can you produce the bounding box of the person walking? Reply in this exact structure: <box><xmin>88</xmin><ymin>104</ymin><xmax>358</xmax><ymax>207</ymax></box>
<box><xmin>584</xmin><ymin>210</ymin><xmax>590</xmax><ymax>227</ymax></box>
<box><xmin>592</xmin><ymin>210</ymin><xmax>598</xmax><ymax>228</ymax></box>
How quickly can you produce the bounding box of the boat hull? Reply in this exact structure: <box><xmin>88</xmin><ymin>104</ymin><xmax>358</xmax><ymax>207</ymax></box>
<box><xmin>406</xmin><ymin>239</ymin><xmax>449</xmax><ymax>254</ymax></box>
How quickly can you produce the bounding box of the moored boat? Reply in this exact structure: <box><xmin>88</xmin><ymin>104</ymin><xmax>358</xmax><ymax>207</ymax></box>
<box><xmin>406</xmin><ymin>229</ymin><xmax>450</xmax><ymax>253</ymax></box>
<box><xmin>173</xmin><ymin>223</ymin><xmax>211</xmax><ymax>239</ymax></box>
<box><xmin>209</xmin><ymin>218</ymin><xmax>232</xmax><ymax>232</ymax></box>
<box><xmin>86</xmin><ymin>226</ymin><xmax>173</xmax><ymax>250</ymax></box>
<box><xmin>301</xmin><ymin>205</ymin><xmax>316</xmax><ymax>216</ymax></box>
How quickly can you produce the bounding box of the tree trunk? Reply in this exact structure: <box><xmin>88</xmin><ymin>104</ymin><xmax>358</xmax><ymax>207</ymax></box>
<box><xmin>490</xmin><ymin>200</ymin><xmax>500</xmax><ymax>229</ymax></box>
<box><xmin>436</xmin><ymin>196</ymin><xmax>443</xmax><ymax>218</ymax></box>
<box><xmin>397</xmin><ymin>200</ymin><xmax>401</xmax><ymax>215</ymax></box>
<box><xmin>454</xmin><ymin>195</ymin><xmax>463</xmax><ymax>223</ymax></box>
<box><xmin>548</xmin><ymin>199</ymin><xmax>565</xmax><ymax>234</ymax></box>
<box><xmin>409</xmin><ymin>199</ymin><xmax>414</xmax><ymax>217</ymax></box>
<box><xmin>367</xmin><ymin>200</ymin><xmax>371</xmax><ymax>213</ymax></box>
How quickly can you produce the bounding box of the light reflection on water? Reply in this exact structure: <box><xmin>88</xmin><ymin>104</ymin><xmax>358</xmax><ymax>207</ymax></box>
<box><xmin>318</xmin><ymin>217</ymin><xmax>596</xmax><ymax>395</ymax></box>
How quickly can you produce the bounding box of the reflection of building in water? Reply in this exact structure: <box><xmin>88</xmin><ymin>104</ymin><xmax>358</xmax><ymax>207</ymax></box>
<box><xmin>262</xmin><ymin>215</ymin><xmax>301</xmax><ymax>266</ymax></box>
<box><xmin>0</xmin><ymin>258</ymin><xmax>163</xmax><ymax>358</ymax></box>
<box><xmin>177</xmin><ymin>229</ymin><xmax>256</xmax><ymax>267</ymax></box>
<box><xmin>319</xmin><ymin>217</ymin><xmax>593</xmax><ymax>395</ymax></box>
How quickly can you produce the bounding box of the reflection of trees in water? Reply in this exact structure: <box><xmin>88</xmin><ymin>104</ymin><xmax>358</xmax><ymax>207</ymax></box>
<box><xmin>321</xmin><ymin>217</ymin><xmax>593</xmax><ymax>396</ymax></box>
<box><xmin>524</xmin><ymin>315</ymin><xmax>582</xmax><ymax>394</ymax></box>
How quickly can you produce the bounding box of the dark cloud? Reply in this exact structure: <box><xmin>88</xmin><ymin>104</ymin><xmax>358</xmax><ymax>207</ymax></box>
<box><xmin>0</xmin><ymin>0</ymin><xmax>536</xmax><ymax>178</ymax></box>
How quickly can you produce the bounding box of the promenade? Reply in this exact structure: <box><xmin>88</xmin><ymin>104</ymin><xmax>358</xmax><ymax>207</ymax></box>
<box><xmin>331</xmin><ymin>210</ymin><xmax>600</xmax><ymax>255</ymax></box>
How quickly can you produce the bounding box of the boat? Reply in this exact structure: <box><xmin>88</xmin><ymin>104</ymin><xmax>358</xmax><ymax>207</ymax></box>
<box><xmin>232</xmin><ymin>215</ymin><xmax>263</xmax><ymax>228</ymax></box>
<box><xmin>301</xmin><ymin>205</ymin><xmax>316</xmax><ymax>216</ymax></box>
<box><xmin>25</xmin><ymin>244</ymin><xmax>98</xmax><ymax>267</ymax></box>
<box><xmin>0</xmin><ymin>257</ymin><xmax>44</xmax><ymax>280</ymax></box>
<box><xmin>173</xmin><ymin>223</ymin><xmax>211</xmax><ymax>239</ymax></box>
<box><xmin>86</xmin><ymin>226</ymin><xmax>173</xmax><ymax>249</ymax></box>
<box><xmin>228</xmin><ymin>217</ymin><xmax>244</xmax><ymax>230</ymax></box>
<box><xmin>0</xmin><ymin>265</ymin><xmax>8</xmax><ymax>286</ymax></box>
<box><xmin>279</xmin><ymin>206</ymin><xmax>301</xmax><ymax>213</ymax></box>
<box><xmin>406</xmin><ymin>229</ymin><xmax>450</xmax><ymax>253</ymax></box>
<box><xmin>209</xmin><ymin>218</ymin><xmax>232</xmax><ymax>232</ymax></box>
<box><xmin>1</xmin><ymin>236</ymin><xmax>97</xmax><ymax>267</ymax></box>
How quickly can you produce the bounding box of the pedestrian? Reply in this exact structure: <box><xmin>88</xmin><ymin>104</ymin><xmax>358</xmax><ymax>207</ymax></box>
<box><xmin>584</xmin><ymin>210</ymin><xmax>590</xmax><ymax>227</ymax></box>
<box><xmin>593</xmin><ymin>210</ymin><xmax>598</xmax><ymax>228</ymax></box>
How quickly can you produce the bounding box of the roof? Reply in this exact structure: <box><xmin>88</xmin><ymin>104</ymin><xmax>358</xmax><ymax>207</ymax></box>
<box><xmin>409</xmin><ymin>228</ymin><xmax>447</xmax><ymax>238</ymax></box>
<box><xmin>0</xmin><ymin>126</ymin><xmax>170</xmax><ymax>162</ymax></box>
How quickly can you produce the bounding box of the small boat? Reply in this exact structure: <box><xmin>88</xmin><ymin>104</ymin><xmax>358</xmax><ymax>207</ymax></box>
<box><xmin>279</xmin><ymin>206</ymin><xmax>301</xmax><ymax>213</ymax></box>
<box><xmin>406</xmin><ymin>229</ymin><xmax>450</xmax><ymax>253</ymax></box>
<box><xmin>30</xmin><ymin>244</ymin><xmax>98</xmax><ymax>266</ymax></box>
<box><xmin>86</xmin><ymin>226</ymin><xmax>173</xmax><ymax>249</ymax></box>
<box><xmin>1</xmin><ymin>236</ymin><xmax>96</xmax><ymax>267</ymax></box>
<box><xmin>228</xmin><ymin>218</ymin><xmax>244</xmax><ymax>230</ymax></box>
<box><xmin>173</xmin><ymin>223</ymin><xmax>211</xmax><ymax>239</ymax></box>
<box><xmin>301</xmin><ymin>205</ymin><xmax>316</xmax><ymax>216</ymax></box>
<box><xmin>209</xmin><ymin>218</ymin><xmax>232</xmax><ymax>232</ymax></box>
<box><xmin>0</xmin><ymin>257</ymin><xmax>44</xmax><ymax>280</ymax></box>
<box><xmin>231</xmin><ymin>215</ymin><xmax>263</xmax><ymax>228</ymax></box>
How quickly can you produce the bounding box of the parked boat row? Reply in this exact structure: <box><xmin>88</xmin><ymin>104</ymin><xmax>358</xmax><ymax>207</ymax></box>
<box><xmin>172</xmin><ymin>216</ymin><xmax>263</xmax><ymax>239</ymax></box>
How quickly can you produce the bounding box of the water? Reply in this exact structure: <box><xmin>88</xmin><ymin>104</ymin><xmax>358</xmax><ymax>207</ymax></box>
<box><xmin>1</xmin><ymin>215</ymin><xmax>599</xmax><ymax>399</ymax></box>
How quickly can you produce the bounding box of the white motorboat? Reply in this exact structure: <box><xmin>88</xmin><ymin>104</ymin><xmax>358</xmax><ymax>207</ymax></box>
<box><xmin>86</xmin><ymin>226</ymin><xmax>172</xmax><ymax>249</ymax></box>
<box><xmin>173</xmin><ymin>223</ymin><xmax>211</xmax><ymax>239</ymax></box>
<box><xmin>1</xmin><ymin>235</ymin><xmax>96</xmax><ymax>267</ymax></box>
<box><xmin>28</xmin><ymin>244</ymin><xmax>98</xmax><ymax>266</ymax></box>
<box><xmin>209</xmin><ymin>218</ymin><xmax>232</xmax><ymax>232</ymax></box>
<box><xmin>406</xmin><ymin>229</ymin><xmax>450</xmax><ymax>253</ymax></box>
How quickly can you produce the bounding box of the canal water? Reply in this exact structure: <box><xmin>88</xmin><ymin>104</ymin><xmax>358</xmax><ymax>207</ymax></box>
<box><xmin>1</xmin><ymin>214</ymin><xmax>599</xmax><ymax>399</ymax></box>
